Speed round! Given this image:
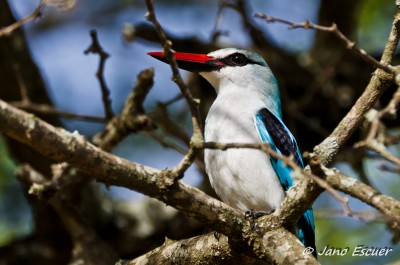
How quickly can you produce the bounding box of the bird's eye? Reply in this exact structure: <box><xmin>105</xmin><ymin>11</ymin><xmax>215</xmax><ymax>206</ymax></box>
<box><xmin>228</xmin><ymin>53</ymin><xmax>248</xmax><ymax>66</ymax></box>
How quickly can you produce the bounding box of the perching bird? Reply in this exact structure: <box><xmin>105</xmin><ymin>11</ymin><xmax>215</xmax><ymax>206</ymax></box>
<box><xmin>148</xmin><ymin>48</ymin><xmax>316</xmax><ymax>257</ymax></box>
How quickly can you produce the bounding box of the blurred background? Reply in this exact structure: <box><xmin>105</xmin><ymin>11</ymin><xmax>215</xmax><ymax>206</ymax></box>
<box><xmin>0</xmin><ymin>0</ymin><xmax>399</xmax><ymax>264</ymax></box>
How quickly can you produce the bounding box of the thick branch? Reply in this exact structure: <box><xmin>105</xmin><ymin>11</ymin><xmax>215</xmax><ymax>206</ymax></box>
<box><xmin>123</xmin><ymin>233</ymin><xmax>257</xmax><ymax>265</ymax></box>
<box><xmin>5</xmin><ymin>96</ymin><xmax>400</xmax><ymax>262</ymax></box>
<box><xmin>0</xmin><ymin>99</ymin><xmax>317</xmax><ymax>264</ymax></box>
<box><xmin>254</xmin><ymin>7</ymin><xmax>400</xmax><ymax>165</ymax></box>
<box><xmin>17</xmin><ymin>165</ymin><xmax>118</xmax><ymax>265</ymax></box>
<box><xmin>313</xmin><ymin>6</ymin><xmax>400</xmax><ymax>165</ymax></box>
<box><xmin>325</xmin><ymin>170</ymin><xmax>400</xmax><ymax>224</ymax></box>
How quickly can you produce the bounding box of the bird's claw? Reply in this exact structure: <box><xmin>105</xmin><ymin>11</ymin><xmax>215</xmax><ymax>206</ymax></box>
<box><xmin>245</xmin><ymin>209</ymin><xmax>275</xmax><ymax>231</ymax></box>
<box><xmin>245</xmin><ymin>209</ymin><xmax>275</xmax><ymax>219</ymax></box>
<box><xmin>213</xmin><ymin>231</ymin><xmax>220</xmax><ymax>241</ymax></box>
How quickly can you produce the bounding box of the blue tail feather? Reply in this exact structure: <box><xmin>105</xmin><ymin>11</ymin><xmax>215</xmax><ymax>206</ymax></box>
<box><xmin>298</xmin><ymin>209</ymin><xmax>317</xmax><ymax>258</ymax></box>
<box><xmin>255</xmin><ymin>111</ymin><xmax>317</xmax><ymax>258</ymax></box>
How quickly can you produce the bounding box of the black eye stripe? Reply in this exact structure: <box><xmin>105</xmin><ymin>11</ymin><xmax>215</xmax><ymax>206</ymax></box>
<box><xmin>213</xmin><ymin>53</ymin><xmax>263</xmax><ymax>68</ymax></box>
<box><xmin>206</xmin><ymin>53</ymin><xmax>264</xmax><ymax>70</ymax></box>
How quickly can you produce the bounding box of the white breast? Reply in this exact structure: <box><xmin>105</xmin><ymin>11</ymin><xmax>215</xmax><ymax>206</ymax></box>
<box><xmin>204</xmin><ymin>93</ymin><xmax>285</xmax><ymax>212</ymax></box>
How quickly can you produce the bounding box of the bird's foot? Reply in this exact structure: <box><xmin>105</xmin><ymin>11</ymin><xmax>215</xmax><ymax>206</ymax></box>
<box><xmin>245</xmin><ymin>209</ymin><xmax>275</xmax><ymax>231</ymax></box>
<box><xmin>245</xmin><ymin>209</ymin><xmax>275</xmax><ymax>219</ymax></box>
<box><xmin>213</xmin><ymin>231</ymin><xmax>220</xmax><ymax>241</ymax></box>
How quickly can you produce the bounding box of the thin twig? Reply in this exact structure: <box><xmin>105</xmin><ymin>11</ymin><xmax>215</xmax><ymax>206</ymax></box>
<box><xmin>379</xmin><ymin>164</ymin><xmax>400</xmax><ymax>173</ymax></box>
<box><xmin>203</xmin><ymin>141</ymin><xmax>355</xmax><ymax>218</ymax></box>
<box><xmin>357</xmin><ymin>140</ymin><xmax>400</xmax><ymax>166</ymax></box>
<box><xmin>145</xmin><ymin>0</ymin><xmax>201</xmax><ymax>126</ymax></box>
<box><xmin>13</xmin><ymin>64</ymin><xmax>30</xmax><ymax>103</ymax></box>
<box><xmin>3</xmin><ymin>98</ymin><xmax>400</xmax><ymax>263</ymax></box>
<box><xmin>355</xmin><ymin>86</ymin><xmax>400</xmax><ymax>166</ymax></box>
<box><xmin>0</xmin><ymin>2</ymin><xmax>45</xmax><ymax>37</ymax></box>
<box><xmin>158</xmin><ymin>93</ymin><xmax>184</xmax><ymax>107</ymax></box>
<box><xmin>294</xmin><ymin>54</ymin><xmax>342</xmax><ymax>110</ymax></box>
<box><xmin>210</xmin><ymin>1</ymin><xmax>230</xmax><ymax>43</ymax></box>
<box><xmin>145</xmin><ymin>0</ymin><xmax>203</xmax><ymax>183</ymax></box>
<box><xmin>313</xmin><ymin>7</ymin><xmax>400</xmax><ymax>165</ymax></box>
<box><xmin>84</xmin><ymin>30</ymin><xmax>114</xmax><ymax>120</ymax></box>
<box><xmin>17</xmin><ymin>164</ymin><xmax>119</xmax><ymax>265</ymax></box>
<box><xmin>362</xmin><ymin>86</ymin><xmax>400</xmax><ymax>143</ymax></box>
<box><xmin>373</xmin><ymin>86</ymin><xmax>400</xmax><ymax>137</ymax></box>
<box><xmin>151</xmin><ymin>103</ymin><xmax>191</xmax><ymax>146</ymax></box>
<box><xmin>93</xmin><ymin>68</ymin><xmax>156</xmax><ymax>151</ymax></box>
<box><xmin>325</xmin><ymin>170</ymin><xmax>400</xmax><ymax>225</ymax></box>
<box><xmin>255</xmin><ymin>13</ymin><xmax>397</xmax><ymax>75</ymax></box>
<box><xmin>289</xmin><ymin>110</ymin><xmax>330</xmax><ymax>137</ymax></box>
<box><xmin>315</xmin><ymin>209</ymin><xmax>382</xmax><ymax>222</ymax></box>
<box><xmin>230</xmin><ymin>0</ymin><xmax>272</xmax><ymax>49</ymax></box>
<box><xmin>11</xmin><ymin>101</ymin><xmax>106</xmax><ymax>122</ymax></box>
<box><xmin>145</xmin><ymin>131</ymin><xmax>188</xmax><ymax>156</ymax></box>
<box><xmin>384</xmin><ymin>134</ymin><xmax>400</xmax><ymax>145</ymax></box>
<box><xmin>146</xmin><ymin>131</ymin><xmax>207</xmax><ymax>173</ymax></box>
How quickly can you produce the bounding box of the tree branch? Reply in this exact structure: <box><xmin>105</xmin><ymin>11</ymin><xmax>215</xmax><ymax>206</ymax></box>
<box><xmin>313</xmin><ymin>5</ymin><xmax>400</xmax><ymax>165</ymax></box>
<box><xmin>324</xmin><ymin>170</ymin><xmax>400</xmax><ymax>225</ymax></box>
<box><xmin>145</xmin><ymin>0</ymin><xmax>201</xmax><ymax>125</ymax></box>
<box><xmin>255</xmin><ymin>13</ymin><xmax>397</xmax><ymax>74</ymax></box>
<box><xmin>145</xmin><ymin>0</ymin><xmax>204</xmax><ymax>184</ymax></box>
<box><xmin>93</xmin><ymin>68</ymin><xmax>156</xmax><ymax>151</ymax></box>
<box><xmin>4</xmin><ymin>96</ymin><xmax>400</xmax><ymax>262</ymax></box>
<box><xmin>10</xmin><ymin>101</ymin><xmax>106</xmax><ymax>122</ymax></box>
<box><xmin>0</xmin><ymin>98</ymin><xmax>319</xmax><ymax>264</ymax></box>
<box><xmin>354</xmin><ymin>86</ymin><xmax>400</xmax><ymax>166</ymax></box>
<box><xmin>122</xmin><ymin>233</ymin><xmax>258</xmax><ymax>265</ymax></box>
<box><xmin>0</xmin><ymin>2</ymin><xmax>45</xmax><ymax>37</ymax></box>
<box><xmin>17</xmin><ymin>164</ymin><xmax>119</xmax><ymax>265</ymax></box>
<box><xmin>84</xmin><ymin>30</ymin><xmax>114</xmax><ymax>120</ymax></box>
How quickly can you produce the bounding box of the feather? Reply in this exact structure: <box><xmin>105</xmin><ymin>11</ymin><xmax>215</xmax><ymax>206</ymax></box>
<box><xmin>255</xmin><ymin>108</ymin><xmax>317</xmax><ymax>258</ymax></box>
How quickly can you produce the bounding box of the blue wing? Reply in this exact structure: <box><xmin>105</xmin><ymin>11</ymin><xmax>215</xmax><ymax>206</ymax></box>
<box><xmin>255</xmin><ymin>108</ymin><xmax>317</xmax><ymax>258</ymax></box>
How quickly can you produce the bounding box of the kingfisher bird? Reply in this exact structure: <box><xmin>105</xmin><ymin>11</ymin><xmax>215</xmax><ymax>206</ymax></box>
<box><xmin>148</xmin><ymin>48</ymin><xmax>316</xmax><ymax>257</ymax></box>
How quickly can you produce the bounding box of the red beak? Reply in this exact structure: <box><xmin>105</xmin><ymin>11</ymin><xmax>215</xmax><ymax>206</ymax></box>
<box><xmin>147</xmin><ymin>51</ymin><xmax>219</xmax><ymax>72</ymax></box>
